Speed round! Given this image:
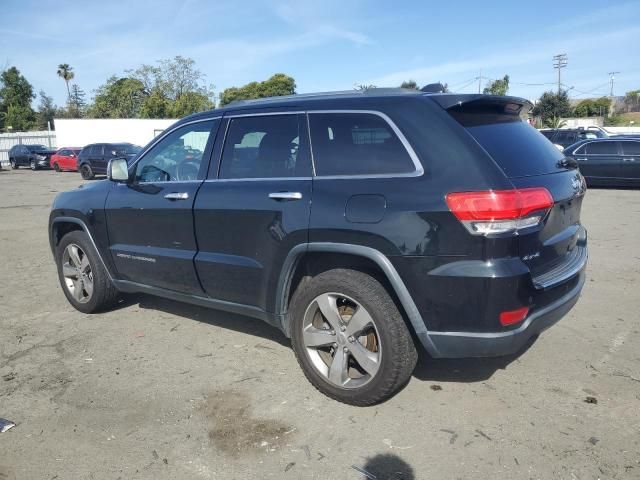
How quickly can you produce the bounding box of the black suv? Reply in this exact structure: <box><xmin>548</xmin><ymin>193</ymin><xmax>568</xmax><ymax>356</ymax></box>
<box><xmin>8</xmin><ymin>144</ymin><xmax>56</xmax><ymax>170</ymax></box>
<box><xmin>539</xmin><ymin>128</ymin><xmax>606</xmax><ymax>148</ymax></box>
<box><xmin>77</xmin><ymin>143</ymin><xmax>141</xmax><ymax>179</ymax></box>
<box><xmin>49</xmin><ymin>90</ymin><xmax>588</xmax><ymax>405</ymax></box>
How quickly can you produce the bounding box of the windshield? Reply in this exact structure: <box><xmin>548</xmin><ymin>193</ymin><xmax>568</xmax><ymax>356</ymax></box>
<box><xmin>113</xmin><ymin>144</ymin><xmax>142</xmax><ymax>155</ymax></box>
<box><xmin>26</xmin><ymin>145</ymin><xmax>48</xmax><ymax>152</ymax></box>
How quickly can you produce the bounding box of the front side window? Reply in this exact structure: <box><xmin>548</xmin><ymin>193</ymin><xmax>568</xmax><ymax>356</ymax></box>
<box><xmin>134</xmin><ymin>120</ymin><xmax>216</xmax><ymax>182</ymax></box>
<box><xmin>308</xmin><ymin>112</ymin><xmax>416</xmax><ymax>176</ymax></box>
<box><xmin>220</xmin><ymin>115</ymin><xmax>308</xmax><ymax>179</ymax></box>
<box><xmin>621</xmin><ymin>141</ymin><xmax>640</xmax><ymax>155</ymax></box>
<box><xmin>585</xmin><ymin>141</ymin><xmax>618</xmax><ymax>155</ymax></box>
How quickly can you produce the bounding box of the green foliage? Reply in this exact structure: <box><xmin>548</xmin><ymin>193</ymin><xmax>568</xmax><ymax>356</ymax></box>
<box><xmin>66</xmin><ymin>84</ymin><xmax>87</xmax><ymax>118</ymax></box>
<box><xmin>0</xmin><ymin>66</ymin><xmax>36</xmax><ymax>131</ymax></box>
<box><xmin>88</xmin><ymin>76</ymin><xmax>146</xmax><ymax>118</ymax></box>
<box><xmin>57</xmin><ymin>64</ymin><xmax>75</xmax><ymax>104</ymax></box>
<box><xmin>543</xmin><ymin>116</ymin><xmax>567</xmax><ymax>128</ymax></box>
<box><xmin>623</xmin><ymin>89</ymin><xmax>640</xmax><ymax>112</ymax></box>
<box><xmin>604</xmin><ymin>115</ymin><xmax>628</xmax><ymax>126</ymax></box>
<box><xmin>573</xmin><ymin>97</ymin><xmax>610</xmax><ymax>117</ymax></box>
<box><xmin>36</xmin><ymin>91</ymin><xmax>58</xmax><ymax>130</ymax></box>
<box><xmin>400</xmin><ymin>80</ymin><xmax>419</xmax><ymax>90</ymax></box>
<box><xmin>354</xmin><ymin>84</ymin><xmax>376</xmax><ymax>91</ymax></box>
<box><xmin>168</xmin><ymin>91</ymin><xmax>214</xmax><ymax>118</ymax></box>
<box><xmin>532</xmin><ymin>90</ymin><xmax>572</xmax><ymax>123</ymax></box>
<box><xmin>483</xmin><ymin>75</ymin><xmax>509</xmax><ymax>96</ymax></box>
<box><xmin>219</xmin><ymin>73</ymin><xmax>296</xmax><ymax>106</ymax></box>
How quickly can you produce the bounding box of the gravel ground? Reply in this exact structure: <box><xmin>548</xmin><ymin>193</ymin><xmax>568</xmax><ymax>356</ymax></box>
<box><xmin>1</xmin><ymin>168</ymin><xmax>639</xmax><ymax>480</ymax></box>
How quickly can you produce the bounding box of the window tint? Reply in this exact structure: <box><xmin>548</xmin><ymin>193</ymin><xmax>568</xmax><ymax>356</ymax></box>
<box><xmin>308</xmin><ymin>112</ymin><xmax>415</xmax><ymax>176</ymax></box>
<box><xmin>585</xmin><ymin>141</ymin><xmax>618</xmax><ymax>155</ymax></box>
<box><xmin>135</xmin><ymin>120</ymin><xmax>216</xmax><ymax>183</ymax></box>
<box><xmin>59</xmin><ymin>149</ymin><xmax>69</xmax><ymax>156</ymax></box>
<box><xmin>573</xmin><ymin>144</ymin><xmax>587</xmax><ymax>154</ymax></box>
<box><xmin>621</xmin><ymin>141</ymin><xmax>640</xmax><ymax>155</ymax></box>
<box><xmin>220</xmin><ymin>115</ymin><xmax>309</xmax><ymax>179</ymax></box>
<box><xmin>89</xmin><ymin>145</ymin><xmax>103</xmax><ymax>156</ymax></box>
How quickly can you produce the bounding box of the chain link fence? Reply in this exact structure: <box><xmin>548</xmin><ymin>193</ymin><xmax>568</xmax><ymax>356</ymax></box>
<box><xmin>0</xmin><ymin>131</ymin><xmax>57</xmax><ymax>167</ymax></box>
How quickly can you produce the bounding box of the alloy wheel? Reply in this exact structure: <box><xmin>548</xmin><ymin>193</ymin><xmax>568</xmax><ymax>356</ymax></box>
<box><xmin>302</xmin><ymin>293</ymin><xmax>381</xmax><ymax>389</ymax></box>
<box><xmin>61</xmin><ymin>244</ymin><xmax>94</xmax><ymax>303</ymax></box>
<box><xmin>30</xmin><ymin>160</ymin><xmax>36</xmax><ymax>170</ymax></box>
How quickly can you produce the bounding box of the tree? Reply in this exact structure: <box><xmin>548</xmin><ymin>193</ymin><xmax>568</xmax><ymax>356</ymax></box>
<box><xmin>68</xmin><ymin>84</ymin><xmax>87</xmax><ymax>118</ymax></box>
<box><xmin>0</xmin><ymin>66</ymin><xmax>36</xmax><ymax>131</ymax></box>
<box><xmin>57</xmin><ymin>64</ymin><xmax>74</xmax><ymax>106</ymax></box>
<box><xmin>168</xmin><ymin>91</ymin><xmax>214</xmax><ymax>118</ymax></box>
<box><xmin>532</xmin><ymin>90</ymin><xmax>572</xmax><ymax>124</ymax></box>
<box><xmin>573</xmin><ymin>97</ymin><xmax>611</xmax><ymax>117</ymax></box>
<box><xmin>354</xmin><ymin>83</ymin><xmax>376</xmax><ymax>91</ymax></box>
<box><xmin>544</xmin><ymin>116</ymin><xmax>567</xmax><ymax>128</ymax></box>
<box><xmin>483</xmin><ymin>75</ymin><xmax>509</xmax><ymax>96</ymax></box>
<box><xmin>36</xmin><ymin>91</ymin><xmax>57</xmax><ymax>130</ymax></box>
<box><xmin>88</xmin><ymin>76</ymin><xmax>146</xmax><ymax>118</ymax></box>
<box><xmin>400</xmin><ymin>80</ymin><xmax>419</xmax><ymax>90</ymax></box>
<box><xmin>219</xmin><ymin>73</ymin><xmax>296</xmax><ymax>106</ymax></box>
<box><xmin>623</xmin><ymin>89</ymin><xmax>640</xmax><ymax>112</ymax></box>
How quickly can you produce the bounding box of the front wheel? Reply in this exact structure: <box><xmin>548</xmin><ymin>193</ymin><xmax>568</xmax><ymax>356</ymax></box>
<box><xmin>290</xmin><ymin>269</ymin><xmax>417</xmax><ymax>406</ymax></box>
<box><xmin>30</xmin><ymin>159</ymin><xmax>37</xmax><ymax>171</ymax></box>
<box><xmin>80</xmin><ymin>164</ymin><xmax>94</xmax><ymax>180</ymax></box>
<box><xmin>56</xmin><ymin>230</ymin><xmax>119</xmax><ymax>313</ymax></box>
<box><xmin>10</xmin><ymin>158</ymin><xmax>18</xmax><ymax>169</ymax></box>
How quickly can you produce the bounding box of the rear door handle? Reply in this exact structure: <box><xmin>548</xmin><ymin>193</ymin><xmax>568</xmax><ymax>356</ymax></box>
<box><xmin>622</xmin><ymin>158</ymin><xmax>635</xmax><ymax>162</ymax></box>
<box><xmin>268</xmin><ymin>192</ymin><xmax>302</xmax><ymax>201</ymax></box>
<box><xmin>164</xmin><ymin>192</ymin><xmax>189</xmax><ymax>200</ymax></box>
<box><xmin>577</xmin><ymin>158</ymin><xmax>587</xmax><ymax>161</ymax></box>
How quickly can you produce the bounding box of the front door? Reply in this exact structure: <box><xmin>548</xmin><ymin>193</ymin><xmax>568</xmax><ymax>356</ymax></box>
<box><xmin>578</xmin><ymin>141</ymin><xmax>621</xmax><ymax>181</ymax></box>
<box><xmin>194</xmin><ymin>112</ymin><xmax>312</xmax><ymax>312</ymax></box>
<box><xmin>105</xmin><ymin>118</ymin><xmax>220</xmax><ymax>294</ymax></box>
<box><xmin>619</xmin><ymin>140</ymin><xmax>640</xmax><ymax>181</ymax></box>
<box><xmin>88</xmin><ymin>145</ymin><xmax>105</xmax><ymax>173</ymax></box>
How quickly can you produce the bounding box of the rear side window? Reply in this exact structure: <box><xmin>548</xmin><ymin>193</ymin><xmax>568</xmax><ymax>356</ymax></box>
<box><xmin>585</xmin><ymin>142</ymin><xmax>618</xmax><ymax>155</ymax></box>
<box><xmin>621</xmin><ymin>141</ymin><xmax>640</xmax><ymax>155</ymax></box>
<box><xmin>89</xmin><ymin>145</ymin><xmax>103</xmax><ymax>156</ymax></box>
<box><xmin>220</xmin><ymin>114</ymin><xmax>310</xmax><ymax>179</ymax></box>
<box><xmin>308</xmin><ymin>112</ymin><xmax>416</xmax><ymax>176</ymax></box>
<box><xmin>451</xmin><ymin>113</ymin><xmax>566</xmax><ymax>177</ymax></box>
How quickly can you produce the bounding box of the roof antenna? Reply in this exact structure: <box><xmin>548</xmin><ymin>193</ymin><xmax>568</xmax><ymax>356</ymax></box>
<box><xmin>420</xmin><ymin>82</ymin><xmax>446</xmax><ymax>93</ymax></box>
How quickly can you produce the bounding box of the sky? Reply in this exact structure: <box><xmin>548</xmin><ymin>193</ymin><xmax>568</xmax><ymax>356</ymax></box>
<box><xmin>1</xmin><ymin>0</ymin><xmax>639</xmax><ymax>108</ymax></box>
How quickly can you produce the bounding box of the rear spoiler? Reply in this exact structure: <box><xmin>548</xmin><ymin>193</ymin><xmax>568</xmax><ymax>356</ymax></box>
<box><xmin>426</xmin><ymin>94</ymin><xmax>533</xmax><ymax>115</ymax></box>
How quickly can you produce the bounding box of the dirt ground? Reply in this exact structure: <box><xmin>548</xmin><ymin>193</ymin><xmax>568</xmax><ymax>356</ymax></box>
<box><xmin>1</xmin><ymin>168</ymin><xmax>639</xmax><ymax>480</ymax></box>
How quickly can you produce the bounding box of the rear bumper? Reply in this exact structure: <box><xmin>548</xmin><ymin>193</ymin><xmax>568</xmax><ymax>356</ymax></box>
<box><xmin>424</xmin><ymin>270</ymin><xmax>585</xmax><ymax>358</ymax></box>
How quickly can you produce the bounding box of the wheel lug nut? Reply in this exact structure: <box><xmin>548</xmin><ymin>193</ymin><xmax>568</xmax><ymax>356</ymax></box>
<box><xmin>348</xmin><ymin>336</ymin><xmax>355</xmax><ymax>343</ymax></box>
<box><xmin>340</xmin><ymin>326</ymin><xmax>346</xmax><ymax>332</ymax></box>
<box><xmin>329</xmin><ymin>330</ymin><xmax>335</xmax><ymax>335</ymax></box>
<box><xmin>332</xmin><ymin>343</ymin><xmax>338</xmax><ymax>348</ymax></box>
<box><xmin>343</xmin><ymin>347</ymin><xmax>349</xmax><ymax>353</ymax></box>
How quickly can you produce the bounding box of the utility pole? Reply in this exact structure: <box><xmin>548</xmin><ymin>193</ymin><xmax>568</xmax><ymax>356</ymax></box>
<box><xmin>608</xmin><ymin>71</ymin><xmax>620</xmax><ymax>97</ymax></box>
<box><xmin>478</xmin><ymin>69</ymin><xmax>482</xmax><ymax>94</ymax></box>
<box><xmin>553</xmin><ymin>53</ymin><xmax>568</xmax><ymax>94</ymax></box>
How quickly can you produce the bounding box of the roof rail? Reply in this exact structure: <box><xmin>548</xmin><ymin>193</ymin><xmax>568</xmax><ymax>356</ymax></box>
<box><xmin>226</xmin><ymin>88</ymin><xmax>419</xmax><ymax>106</ymax></box>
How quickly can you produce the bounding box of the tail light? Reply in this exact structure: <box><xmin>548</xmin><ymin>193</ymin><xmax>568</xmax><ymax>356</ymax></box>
<box><xmin>446</xmin><ymin>188</ymin><xmax>553</xmax><ymax>235</ymax></box>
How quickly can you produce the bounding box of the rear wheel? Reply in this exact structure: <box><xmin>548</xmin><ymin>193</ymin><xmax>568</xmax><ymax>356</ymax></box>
<box><xmin>290</xmin><ymin>269</ymin><xmax>417</xmax><ymax>406</ymax></box>
<box><xmin>53</xmin><ymin>162</ymin><xmax>61</xmax><ymax>172</ymax></box>
<box><xmin>56</xmin><ymin>230</ymin><xmax>119</xmax><ymax>313</ymax></box>
<box><xmin>80</xmin><ymin>164</ymin><xmax>94</xmax><ymax>180</ymax></box>
<box><xmin>30</xmin><ymin>159</ymin><xmax>37</xmax><ymax>171</ymax></box>
<box><xmin>9</xmin><ymin>158</ymin><xmax>17</xmax><ymax>169</ymax></box>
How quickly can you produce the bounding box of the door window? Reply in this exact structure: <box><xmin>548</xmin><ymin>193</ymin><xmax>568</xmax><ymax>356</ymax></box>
<box><xmin>585</xmin><ymin>142</ymin><xmax>618</xmax><ymax>155</ymax></box>
<box><xmin>59</xmin><ymin>149</ymin><xmax>69</xmax><ymax>156</ymax></box>
<box><xmin>219</xmin><ymin>114</ymin><xmax>309</xmax><ymax>179</ymax></box>
<box><xmin>134</xmin><ymin>120</ymin><xmax>217</xmax><ymax>183</ymax></box>
<box><xmin>89</xmin><ymin>145</ymin><xmax>103</xmax><ymax>156</ymax></box>
<box><xmin>308</xmin><ymin>112</ymin><xmax>416</xmax><ymax>176</ymax></box>
<box><xmin>621</xmin><ymin>141</ymin><xmax>640</xmax><ymax>155</ymax></box>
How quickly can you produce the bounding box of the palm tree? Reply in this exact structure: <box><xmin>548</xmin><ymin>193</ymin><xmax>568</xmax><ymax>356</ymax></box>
<box><xmin>57</xmin><ymin>64</ymin><xmax>74</xmax><ymax>105</ymax></box>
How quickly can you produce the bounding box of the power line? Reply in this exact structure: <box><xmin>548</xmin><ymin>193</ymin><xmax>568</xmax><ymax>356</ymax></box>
<box><xmin>608</xmin><ymin>71</ymin><xmax>620</xmax><ymax>96</ymax></box>
<box><xmin>553</xmin><ymin>53</ymin><xmax>568</xmax><ymax>94</ymax></box>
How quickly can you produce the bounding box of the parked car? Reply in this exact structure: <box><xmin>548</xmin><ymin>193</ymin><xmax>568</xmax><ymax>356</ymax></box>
<box><xmin>564</xmin><ymin>138</ymin><xmax>640</xmax><ymax>186</ymax></box>
<box><xmin>8</xmin><ymin>144</ymin><xmax>56</xmax><ymax>170</ymax></box>
<box><xmin>77</xmin><ymin>143</ymin><xmax>141</xmax><ymax>179</ymax></box>
<box><xmin>51</xmin><ymin>147</ymin><xmax>82</xmax><ymax>172</ymax></box>
<box><xmin>49</xmin><ymin>90</ymin><xmax>588</xmax><ymax>405</ymax></box>
<box><xmin>539</xmin><ymin>128</ymin><xmax>606</xmax><ymax>149</ymax></box>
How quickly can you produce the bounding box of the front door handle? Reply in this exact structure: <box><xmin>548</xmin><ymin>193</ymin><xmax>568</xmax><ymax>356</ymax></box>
<box><xmin>622</xmin><ymin>158</ymin><xmax>635</xmax><ymax>162</ymax></box>
<box><xmin>268</xmin><ymin>192</ymin><xmax>302</xmax><ymax>201</ymax></box>
<box><xmin>577</xmin><ymin>157</ymin><xmax>587</xmax><ymax>161</ymax></box>
<box><xmin>164</xmin><ymin>192</ymin><xmax>189</xmax><ymax>200</ymax></box>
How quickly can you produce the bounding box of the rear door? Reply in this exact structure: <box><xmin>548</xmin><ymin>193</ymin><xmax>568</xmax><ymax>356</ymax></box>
<box><xmin>619</xmin><ymin>140</ymin><xmax>640</xmax><ymax>181</ymax></box>
<box><xmin>582</xmin><ymin>141</ymin><xmax>622</xmax><ymax>181</ymax></box>
<box><xmin>89</xmin><ymin>144</ymin><xmax>105</xmax><ymax>172</ymax></box>
<box><xmin>193</xmin><ymin>111</ymin><xmax>312</xmax><ymax>312</ymax></box>
<box><xmin>105</xmin><ymin>118</ymin><xmax>220</xmax><ymax>294</ymax></box>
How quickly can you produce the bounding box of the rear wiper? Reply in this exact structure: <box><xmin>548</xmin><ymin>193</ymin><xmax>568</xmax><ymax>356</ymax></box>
<box><xmin>557</xmin><ymin>157</ymin><xmax>578</xmax><ymax>169</ymax></box>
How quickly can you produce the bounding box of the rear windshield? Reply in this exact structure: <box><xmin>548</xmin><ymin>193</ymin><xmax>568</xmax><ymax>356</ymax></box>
<box><xmin>451</xmin><ymin>113</ymin><xmax>567</xmax><ymax>178</ymax></box>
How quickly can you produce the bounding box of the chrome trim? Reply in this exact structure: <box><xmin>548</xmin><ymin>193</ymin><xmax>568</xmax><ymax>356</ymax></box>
<box><xmin>306</xmin><ymin>112</ymin><xmax>317</xmax><ymax>176</ymax></box>
<box><xmin>268</xmin><ymin>191</ymin><xmax>302</xmax><ymax>200</ymax></box>
<box><xmin>128</xmin><ymin>116</ymin><xmax>222</xmax><ymax>172</ymax></box>
<box><xmin>133</xmin><ymin>180</ymin><xmax>202</xmax><ymax>185</ymax></box>
<box><xmin>532</xmin><ymin>245</ymin><xmax>588</xmax><ymax>290</ymax></box>
<box><xmin>164</xmin><ymin>192</ymin><xmax>190</xmax><ymax>200</ymax></box>
<box><xmin>224</xmin><ymin>111</ymin><xmax>305</xmax><ymax>118</ymax></box>
<box><xmin>204</xmin><ymin>177</ymin><xmax>312</xmax><ymax>183</ymax></box>
<box><xmin>306</xmin><ymin>109</ymin><xmax>424</xmax><ymax>178</ymax></box>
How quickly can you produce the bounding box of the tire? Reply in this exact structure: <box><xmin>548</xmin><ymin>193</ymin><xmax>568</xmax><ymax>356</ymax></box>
<box><xmin>80</xmin><ymin>164</ymin><xmax>94</xmax><ymax>180</ymax></box>
<box><xmin>290</xmin><ymin>268</ymin><xmax>417</xmax><ymax>406</ymax></box>
<box><xmin>55</xmin><ymin>230</ymin><xmax>119</xmax><ymax>313</ymax></box>
<box><xmin>30</xmin><ymin>159</ymin><xmax>37</xmax><ymax>171</ymax></box>
<box><xmin>10</xmin><ymin>158</ymin><xmax>18</xmax><ymax>169</ymax></box>
<box><xmin>53</xmin><ymin>162</ymin><xmax>61</xmax><ymax>172</ymax></box>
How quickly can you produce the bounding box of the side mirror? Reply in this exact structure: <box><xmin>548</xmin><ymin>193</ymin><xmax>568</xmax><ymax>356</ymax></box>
<box><xmin>107</xmin><ymin>158</ymin><xmax>129</xmax><ymax>182</ymax></box>
<box><xmin>70</xmin><ymin>153</ymin><xmax>76</xmax><ymax>158</ymax></box>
